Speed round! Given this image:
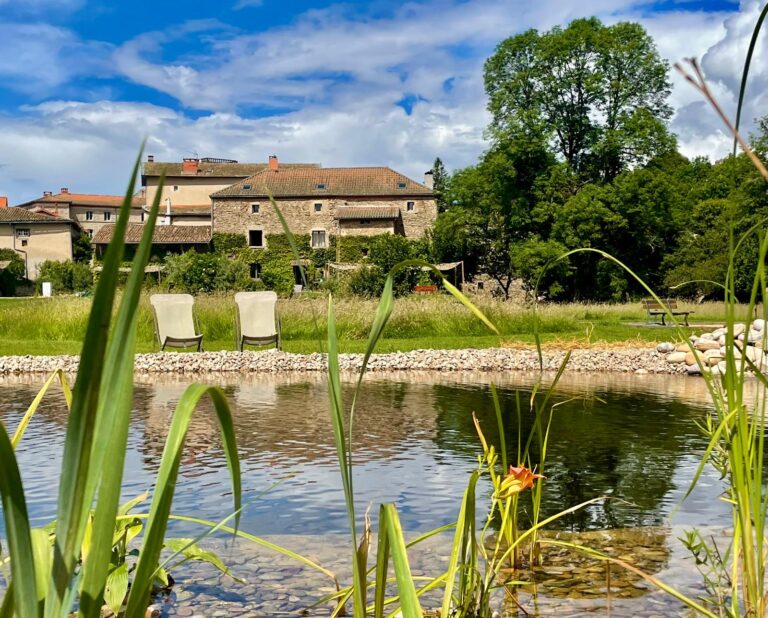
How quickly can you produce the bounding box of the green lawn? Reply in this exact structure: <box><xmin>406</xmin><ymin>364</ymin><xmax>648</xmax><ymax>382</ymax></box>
<box><xmin>0</xmin><ymin>294</ymin><xmax>743</xmax><ymax>356</ymax></box>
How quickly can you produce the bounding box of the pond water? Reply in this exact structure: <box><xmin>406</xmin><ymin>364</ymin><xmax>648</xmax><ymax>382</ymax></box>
<box><xmin>0</xmin><ymin>372</ymin><xmax>742</xmax><ymax>616</ymax></box>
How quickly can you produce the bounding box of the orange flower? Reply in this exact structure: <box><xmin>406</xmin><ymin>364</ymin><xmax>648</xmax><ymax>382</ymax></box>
<box><xmin>498</xmin><ymin>465</ymin><xmax>544</xmax><ymax>499</ymax></box>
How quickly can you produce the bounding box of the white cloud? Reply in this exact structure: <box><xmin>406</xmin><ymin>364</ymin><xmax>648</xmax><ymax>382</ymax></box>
<box><xmin>233</xmin><ymin>0</ymin><xmax>263</xmax><ymax>9</ymax></box>
<box><xmin>0</xmin><ymin>22</ymin><xmax>112</xmax><ymax>94</ymax></box>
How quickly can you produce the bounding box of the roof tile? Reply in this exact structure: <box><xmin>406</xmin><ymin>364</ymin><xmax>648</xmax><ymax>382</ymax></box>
<box><xmin>143</xmin><ymin>161</ymin><xmax>319</xmax><ymax>178</ymax></box>
<box><xmin>92</xmin><ymin>224</ymin><xmax>211</xmax><ymax>245</ymax></box>
<box><xmin>212</xmin><ymin>167</ymin><xmax>432</xmax><ymax>198</ymax></box>
<box><xmin>0</xmin><ymin>207</ymin><xmax>73</xmax><ymax>223</ymax></box>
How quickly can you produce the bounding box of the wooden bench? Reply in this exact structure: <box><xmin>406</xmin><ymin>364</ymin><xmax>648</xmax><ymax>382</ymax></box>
<box><xmin>642</xmin><ymin>299</ymin><xmax>693</xmax><ymax>326</ymax></box>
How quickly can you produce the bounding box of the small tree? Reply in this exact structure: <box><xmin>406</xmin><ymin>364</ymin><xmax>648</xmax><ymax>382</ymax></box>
<box><xmin>431</xmin><ymin>157</ymin><xmax>449</xmax><ymax>212</ymax></box>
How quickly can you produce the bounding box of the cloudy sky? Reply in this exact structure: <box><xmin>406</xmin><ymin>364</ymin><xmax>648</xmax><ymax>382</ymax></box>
<box><xmin>0</xmin><ymin>0</ymin><xmax>764</xmax><ymax>202</ymax></box>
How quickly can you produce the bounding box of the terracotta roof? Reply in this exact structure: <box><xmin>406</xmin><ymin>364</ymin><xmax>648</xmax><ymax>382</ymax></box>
<box><xmin>92</xmin><ymin>224</ymin><xmax>212</xmax><ymax>245</ymax></box>
<box><xmin>212</xmin><ymin>167</ymin><xmax>433</xmax><ymax>199</ymax></box>
<box><xmin>335</xmin><ymin>206</ymin><xmax>401</xmax><ymax>220</ymax></box>
<box><xmin>0</xmin><ymin>207</ymin><xmax>74</xmax><ymax>223</ymax></box>
<box><xmin>143</xmin><ymin>161</ymin><xmax>320</xmax><ymax>178</ymax></box>
<box><xmin>15</xmin><ymin>193</ymin><xmax>142</xmax><ymax>208</ymax></box>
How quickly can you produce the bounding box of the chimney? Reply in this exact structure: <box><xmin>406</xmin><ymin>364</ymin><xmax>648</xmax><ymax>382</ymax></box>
<box><xmin>0</xmin><ymin>197</ymin><xmax>7</xmax><ymax>208</ymax></box>
<box><xmin>182</xmin><ymin>158</ymin><xmax>199</xmax><ymax>174</ymax></box>
<box><xmin>43</xmin><ymin>191</ymin><xmax>52</xmax><ymax>197</ymax></box>
<box><xmin>60</xmin><ymin>187</ymin><xmax>69</xmax><ymax>194</ymax></box>
<box><xmin>268</xmin><ymin>155</ymin><xmax>279</xmax><ymax>171</ymax></box>
<box><xmin>147</xmin><ymin>154</ymin><xmax>155</xmax><ymax>162</ymax></box>
<box><xmin>423</xmin><ymin>170</ymin><xmax>434</xmax><ymax>190</ymax></box>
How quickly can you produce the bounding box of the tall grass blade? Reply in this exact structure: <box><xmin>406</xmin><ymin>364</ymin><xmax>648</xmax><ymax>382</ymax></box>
<box><xmin>78</xmin><ymin>183</ymin><xmax>162</xmax><ymax>618</ymax></box>
<box><xmin>733</xmin><ymin>3</ymin><xmax>768</xmax><ymax>156</ymax></box>
<box><xmin>440</xmin><ymin>470</ymin><xmax>478</xmax><ymax>617</ymax></box>
<box><xmin>123</xmin><ymin>384</ymin><xmax>241</xmax><ymax>618</ymax></box>
<box><xmin>379</xmin><ymin>504</ymin><xmax>422</xmax><ymax>618</ymax></box>
<box><xmin>46</xmin><ymin>149</ymin><xmax>144</xmax><ymax>617</ymax></box>
<box><xmin>11</xmin><ymin>369</ymin><xmax>71</xmax><ymax>448</ymax></box>
<box><xmin>0</xmin><ymin>424</ymin><xmax>37</xmax><ymax>618</ymax></box>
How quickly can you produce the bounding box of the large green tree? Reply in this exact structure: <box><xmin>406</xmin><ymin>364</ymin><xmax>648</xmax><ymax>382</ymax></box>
<box><xmin>484</xmin><ymin>18</ymin><xmax>675</xmax><ymax>182</ymax></box>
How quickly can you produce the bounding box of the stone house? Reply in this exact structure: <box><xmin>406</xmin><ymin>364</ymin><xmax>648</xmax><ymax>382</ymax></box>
<box><xmin>141</xmin><ymin>156</ymin><xmax>319</xmax><ymax>225</ymax></box>
<box><xmin>13</xmin><ymin>188</ymin><xmax>144</xmax><ymax>239</ymax></box>
<box><xmin>0</xmin><ymin>207</ymin><xmax>78</xmax><ymax>279</ymax></box>
<box><xmin>211</xmin><ymin>157</ymin><xmax>436</xmax><ymax>250</ymax></box>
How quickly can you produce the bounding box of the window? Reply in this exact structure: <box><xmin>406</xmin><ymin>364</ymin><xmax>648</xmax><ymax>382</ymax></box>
<box><xmin>406</xmin><ymin>201</ymin><xmax>415</xmax><ymax>212</ymax></box>
<box><xmin>86</xmin><ymin>229</ymin><xmax>93</xmax><ymax>238</ymax></box>
<box><xmin>243</xmin><ymin>184</ymin><xmax>252</xmax><ymax>190</ymax></box>
<box><xmin>16</xmin><ymin>228</ymin><xmax>30</xmax><ymax>237</ymax></box>
<box><xmin>250</xmin><ymin>263</ymin><xmax>261</xmax><ymax>279</ymax></box>
<box><xmin>316</xmin><ymin>183</ymin><xmax>326</xmax><ymax>190</ymax></box>
<box><xmin>85</xmin><ymin>211</ymin><xmax>94</xmax><ymax>221</ymax></box>
<box><xmin>398</xmin><ymin>182</ymin><xmax>407</xmax><ymax>189</ymax></box>
<box><xmin>21</xmin><ymin>240</ymin><xmax>27</xmax><ymax>247</ymax></box>
<box><xmin>104</xmin><ymin>211</ymin><xmax>112</xmax><ymax>221</ymax></box>
<box><xmin>313</xmin><ymin>202</ymin><xmax>322</xmax><ymax>213</ymax></box>
<box><xmin>311</xmin><ymin>229</ymin><xmax>327</xmax><ymax>248</ymax></box>
<box><xmin>248</xmin><ymin>229</ymin><xmax>264</xmax><ymax>248</ymax></box>
<box><xmin>173</xmin><ymin>185</ymin><xmax>179</xmax><ymax>192</ymax></box>
<box><xmin>141</xmin><ymin>211</ymin><xmax>145</xmax><ymax>222</ymax></box>
<box><xmin>359</xmin><ymin>219</ymin><xmax>370</xmax><ymax>224</ymax></box>
<box><xmin>251</xmin><ymin>203</ymin><xmax>260</xmax><ymax>214</ymax></box>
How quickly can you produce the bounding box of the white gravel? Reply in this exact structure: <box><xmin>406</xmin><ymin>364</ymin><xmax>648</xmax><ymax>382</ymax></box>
<box><xmin>0</xmin><ymin>347</ymin><xmax>686</xmax><ymax>375</ymax></box>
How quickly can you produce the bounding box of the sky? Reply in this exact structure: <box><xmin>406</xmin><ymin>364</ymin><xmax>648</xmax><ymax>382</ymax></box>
<box><xmin>0</xmin><ymin>0</ymin><xmax>765</xmax><ymax>203</ymax></box>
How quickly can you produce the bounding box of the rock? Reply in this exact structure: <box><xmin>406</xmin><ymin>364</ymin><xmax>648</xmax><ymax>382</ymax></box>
<box><xmin>685</xmin><ymin>351</ymin><xmax>702</xmax><ymax>365</ymax></box>
<box><xmin>711</xmin><ymin>328</ymin><xmax>727</xmax><ymax>338</ymax></box>
<box><xmin>634</xmin><ymin>368</ymin><xmax>648</xmax><ymax>375</ymax></box>
<box><xmin>734</xmin><ymin>323</ymin><xmax>747</xmax><ymax>336</ymax></box>
<box><xmin>718</xmin><ymin>361</ymin><xmax>728</xmax><ymax>375</ymax></box>
<box><xmin>656</xmin><ymin>342</ymin><xmax>675</xmax><ymax>353</ymax></box>
<box><xmin>747</xmin><ymin>330</ymin><xmax>763</xmax><ymax>343</ymax></box>
<box><xmin>666</xmin><ymin>352</ymin><xmax>688</xmax><ymax>364</ymax></box>
<box><xmin>719</xmin><ymin>335</ymin><xmax>727</xmax><ymax>345</ymax></box>
<box><xmin>686</xmin><ymin>364</ymin><xmax>702</xmax><ymax>375</ymax></box>
<box><xmin>675</xmin><ymin>343</ymin><xmax>690</xmax><ymax>352</ymax></box>
<box><xmin>695</xmin><ymin>340</ymin><xmax>720</xmax><ymax>351</ymax></box>
<box><xmin>753</xmin><ymin>319</ymin><xmax>765</xmax><ymax>331</ymax></box>
<box><xmin>699</xmin><ymin>332</ymin><xmax>715</xmax><ymax>341</ymax></box>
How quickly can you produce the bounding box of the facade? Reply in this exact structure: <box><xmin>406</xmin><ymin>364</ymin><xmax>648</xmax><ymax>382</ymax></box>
<box><xmin>13</xmin><ymin>189</ymin><xmax>144</xmax><ymax>239</ymax></box>
<box><xmin>0</xmin><ymin>207</ymin><xmax>77</xmax><ymax>279</ymax></box>
<box><xmin>141</xmin><ymin>156</ymin><xmax>320</xmax><ymax>225</ymax></box>
<box><xmin>211</xmin><ymin>158</ymin><xmax>436</xmax><ymax>250</ymax></box>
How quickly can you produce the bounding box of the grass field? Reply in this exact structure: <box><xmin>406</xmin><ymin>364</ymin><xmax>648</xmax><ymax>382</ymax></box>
<box><xmin>0</xmin><ymin>294</ymin><xmax>751</xmax><ymax>356</ymax></box>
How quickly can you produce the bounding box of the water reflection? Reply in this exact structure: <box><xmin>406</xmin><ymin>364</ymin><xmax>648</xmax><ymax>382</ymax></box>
<box><xmin>0</xmin><ymin>372</ymin><xmax>730</xmax><ymax>538</ymax></box>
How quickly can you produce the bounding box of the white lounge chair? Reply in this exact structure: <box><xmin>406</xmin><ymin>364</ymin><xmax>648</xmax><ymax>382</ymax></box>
<box><xmin>234</xmin><ymin>291</ymin><xmax>281</xmax><ymax>351</ymax></box>
<box><xmin>149</xmin><ymin>293</ymin><xmax>204</xmax><ymax>352</ymax></box>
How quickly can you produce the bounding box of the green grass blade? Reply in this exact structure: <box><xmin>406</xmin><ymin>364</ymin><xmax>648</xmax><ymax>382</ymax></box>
<box><xmin>373</xmin><ymin>505</ymin><xmax>392</xmax><ymax>618</ymax></box>
<box><xmin>11</xmin><ymin>369</ymin><xmax>72</xmax><ymax>448</ymax></box>
<box><xmin>0</xmin><ymin>423</ymin><xmax>38</xmax><ymax>618</ymax></box>
<box><xmin>46</xmin><ymin>148</ymin><xmax>143</xmax><ymax>617</ymax></box>
<box><xmin>380</xmin><ymin>504</ymin><xmax>422</xmax><ymax>618</ymax></box>
<box><xmin>441</xmin><ymin>470</ymin><xmax>478</xmax><ymax>617</ymax></box>
<box><xmin>31</xmin><ymin>528</ymin><xmax>51</xmax><ymax>604</ymax></box>
<box><xmin>124</xmin><ymin>384</ymin><xmax>240</xmax><ymax>618</ymax></box>
<box><xmin>77</xmin><ymin>181</ymin><xmax>162</xmax><ymax>618</ymax></box>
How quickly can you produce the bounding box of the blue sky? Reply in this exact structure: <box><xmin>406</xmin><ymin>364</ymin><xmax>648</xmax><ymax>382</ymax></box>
<box><xmin>0</xmin><ymin>0</ymin><xmax>761</xmax><ymax>202</ymax></box>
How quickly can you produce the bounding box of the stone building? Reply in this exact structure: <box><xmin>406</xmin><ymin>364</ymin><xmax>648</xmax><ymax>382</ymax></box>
<box><xmin>13</xmin><ymin>189</ymin><xmax>144</xmax><ymax>239</ymax></box>
<box><xmin>0</xmin><ymin>207</ymin><xmax>78</xmax><ymax>279</ymax></box>
<box><xmin>211</xmin><ymin>157</ymin><xmax>436</xmax><ymax>249</ymax></box>
<box><xmin>141</xmin><ymin>156</ymin><xmax>319</xmax><ymax>225</ymax></box>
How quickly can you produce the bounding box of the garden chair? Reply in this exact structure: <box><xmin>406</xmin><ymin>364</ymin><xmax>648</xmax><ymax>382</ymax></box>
<box><xmin>234</xmin><ymin>291</ymin><xmax>281</xmax><ymax>351</ymax></box>
<box><xmin>149</xmin><ymin>293</ymin><xmax>204</xmax><ymax>352</ymax></box>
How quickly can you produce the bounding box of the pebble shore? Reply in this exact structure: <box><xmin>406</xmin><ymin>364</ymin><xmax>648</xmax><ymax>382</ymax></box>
<box><xmin>0</xmin><ymin>347</ymin><xmax>686</xmax><ymax>375</ymax></box>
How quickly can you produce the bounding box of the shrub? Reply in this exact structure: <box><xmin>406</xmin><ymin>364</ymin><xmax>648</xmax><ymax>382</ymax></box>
<box><xmin>163</xmin><ymin>251</ymin><xmax>252</xmax><ymax>294</ymax></box>
<box><xmin>36</xmin><ymin>260</ymin><xmax>93</xmax><ymax>294</ymax></box>
<box><xmin>0</xmin><ymin>248</ymin><xmax>25</xmax><ymax>296</ymax></box>
<box><xmin>348</xmin><ymin>265</ymin><xmax>386</xmax><ymax>298</ymax></box>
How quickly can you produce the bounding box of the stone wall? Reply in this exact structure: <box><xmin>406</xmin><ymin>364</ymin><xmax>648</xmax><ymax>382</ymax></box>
<box><xmin>212</xmin><ymin>196</ymin><xmax>436</xmax><ymax>248</ymax></box>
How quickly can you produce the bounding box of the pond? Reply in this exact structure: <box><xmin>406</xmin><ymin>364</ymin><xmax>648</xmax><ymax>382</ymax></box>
<box><xmin>0</xmin><ymin>371</ymin><xmax>738</xmax><ymax>616</ymax></box>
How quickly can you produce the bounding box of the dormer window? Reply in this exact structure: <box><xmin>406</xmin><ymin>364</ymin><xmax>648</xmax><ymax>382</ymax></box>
<box><xmin>243</xmin><ymin>184</ymin><xmax>252</xmax><ymax>190</ymax></box>
<box><xmin>316</xmin><ymin>183</ymin><xmax>326</xmax><ymax>190</ymax></box>
<box><xmin>398</xmin><ymin>182</ymin><xmax>407</xmax><ymax>189</ymax></box>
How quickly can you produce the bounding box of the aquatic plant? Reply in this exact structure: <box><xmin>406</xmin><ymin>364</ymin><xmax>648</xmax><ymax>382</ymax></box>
<box><xmin>0</xmin><ymin>153</ymin><xmax>242</xmax><ymax>618</ymax></box>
